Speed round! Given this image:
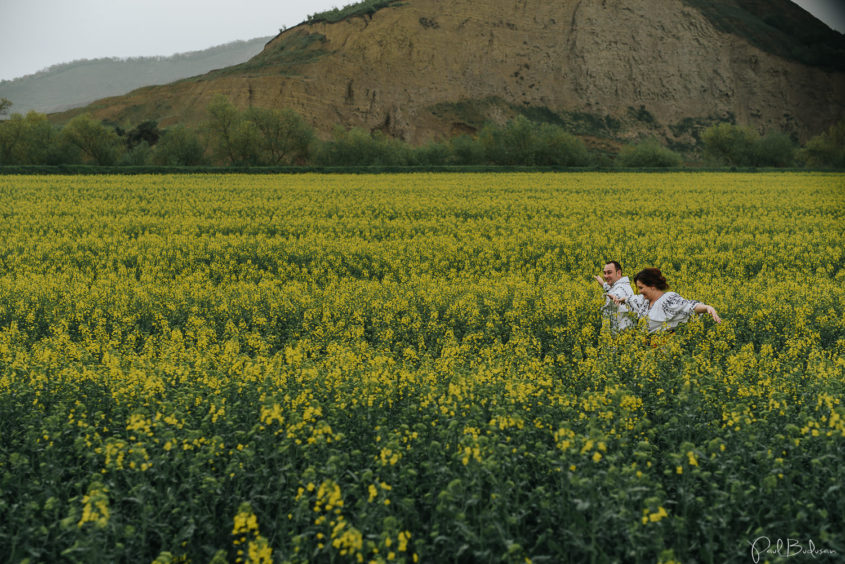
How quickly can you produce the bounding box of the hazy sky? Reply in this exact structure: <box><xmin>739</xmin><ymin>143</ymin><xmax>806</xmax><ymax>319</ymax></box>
<box><xmin>1</xmin><ymin>0</ymin><xmax>843</xmax><ymax>82</ymax></box>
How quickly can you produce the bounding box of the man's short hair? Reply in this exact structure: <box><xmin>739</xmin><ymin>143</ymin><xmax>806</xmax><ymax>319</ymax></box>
<box><xmin>605</xmin><ymin>260</ymin><xmax>622</xmax><ymax>273</ymax></box>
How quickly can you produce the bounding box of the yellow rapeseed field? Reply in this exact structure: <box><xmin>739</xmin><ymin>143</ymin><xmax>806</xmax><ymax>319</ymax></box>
<box><xmin>0</xmin><ymin>172</ymin><xmax>842</xmax><ymax>563</ymax></box>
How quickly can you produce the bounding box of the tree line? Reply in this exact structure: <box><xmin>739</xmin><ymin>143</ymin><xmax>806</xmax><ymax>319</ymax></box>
<box><xmin>0</xmin><ymin>95</ymin><xmax>843</xmax><ymax>169</ymax></box>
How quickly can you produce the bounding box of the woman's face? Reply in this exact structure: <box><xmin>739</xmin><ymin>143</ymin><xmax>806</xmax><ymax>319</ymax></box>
<box><xmin>636</xmin><ymin>280</ymin><xmax>660</xmax><ymax>301</ymax></box>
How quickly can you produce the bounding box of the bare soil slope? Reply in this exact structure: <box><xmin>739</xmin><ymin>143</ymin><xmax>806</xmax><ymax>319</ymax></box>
<box><xmin>55</xmin><ymin>0</ymin><xmax>845</xmax><ymax>145</ymax></box>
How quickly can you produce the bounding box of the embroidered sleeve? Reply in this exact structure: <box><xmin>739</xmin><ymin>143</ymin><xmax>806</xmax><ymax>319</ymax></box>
<box><xmin>626</xmin><ymin>294</ymin><xmax>649</xmax><ymax>317</ymax></box>
<box><xmin>607</xmin><ymin>285</ymin><xmax>628</xmax><ymax>299</ymax></box>
<box><xmin>661</xmin><ymin>293</ymin><xmax>699</xmax><ymax>321</ymax></box>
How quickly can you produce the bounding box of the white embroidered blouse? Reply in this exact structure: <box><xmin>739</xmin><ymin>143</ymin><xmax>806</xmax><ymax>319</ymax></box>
<box><xmin>625</xmin><ymin>291</ymin><xmax>700</xmax><ymax>333</ymax></box>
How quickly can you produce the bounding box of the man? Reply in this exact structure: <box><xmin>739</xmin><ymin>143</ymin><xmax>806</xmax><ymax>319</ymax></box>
<box><xmin>594</xmin><ymin>260</ymin><xmax>635</xmax><ymax>333</ymax></box>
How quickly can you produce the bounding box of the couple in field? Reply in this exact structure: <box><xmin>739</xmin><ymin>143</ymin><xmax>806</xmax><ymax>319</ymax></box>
<box><xmin>595</xmin><ymin>261</ymin><xmax>722</xmax><ymax>334</ymax></box>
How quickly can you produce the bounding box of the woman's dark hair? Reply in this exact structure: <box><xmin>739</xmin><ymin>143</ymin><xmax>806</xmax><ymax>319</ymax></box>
<box><xmin>634</xmin><ymin>268</ymin><xmax>669</xmax><ymax>290</ymax></box>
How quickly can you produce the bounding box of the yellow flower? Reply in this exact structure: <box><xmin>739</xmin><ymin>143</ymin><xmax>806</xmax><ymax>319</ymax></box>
<box><xmin>687</xmin><ymin>451</ymin><xmax>698</xmax><ymax>467</ymax></box>
<box><xmin>398</xmin><ymin>531</ymin><xmax>411</xmax><ymax>552</ymax></box>
<box><xmin>644</xmin><ymin>506</ymin><xmax>669</xmax><ymax>524</ymax></box>
<box><xmin>650</xmin><ymin>506</ymin><xmax>668</xmax><ymax>522</ymax></box>
<box><xmin>247</xmin><ymin>536</ymin><xmax>273</xmax><ymax>564</ymax></box>
<box><xmin>77</xmin><ymin>483</ymin><xmax>110</xmax><ymax>528</ymax></box>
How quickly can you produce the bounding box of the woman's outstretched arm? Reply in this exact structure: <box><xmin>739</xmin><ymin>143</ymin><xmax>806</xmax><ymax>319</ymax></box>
<box><xmin>693</xmin><ymin>303</ymin><xmax>722</xmax><ymax>323</ymax></box>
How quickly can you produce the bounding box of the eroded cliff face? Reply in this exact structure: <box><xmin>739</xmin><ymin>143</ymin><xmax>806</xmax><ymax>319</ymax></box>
<box><xmin>66</xmin><ymin>0</ymin><xmax>845</xmax><ymax>145</ymax></box>
<box><xmin>562</xmin><ymin>0</ymin><xmax>844</xmax><ymax>138</ymax></box>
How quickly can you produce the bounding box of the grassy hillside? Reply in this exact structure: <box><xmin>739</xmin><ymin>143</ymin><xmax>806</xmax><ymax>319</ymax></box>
<box><xmin>0</xmin><ymin>37</ymin><xmax>272</xmax><ymax>115</ymax></box>
<box><xmin>306</xmin><ymin>0</ymin><xmax>404</xmax><ymax>24</ymax></box>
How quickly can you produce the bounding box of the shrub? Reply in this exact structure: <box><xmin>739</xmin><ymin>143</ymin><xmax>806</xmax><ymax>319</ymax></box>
<box><xmin>617</xmin><ymin>139</ymin><xmax>683</xmax><ymax>168</ymax></box>
<box><xmin>154</xmin><ymin>126</ymin><xmax>206</xmax><ymax>166</ymax></box>
<box><xmin>126</xmin><ymin>121</ymin><xmax>161</xmax><ymax>150</ymax></box>
<box><xmin>479</xmin><ymin>117</ymin><xmax>531</xmax><ymax>165</ymax></box>
<box><xmin>307</xmin><ymin>0</ymin><xmax>402</xmax><ymax>24</ymax></box>
<box><xmin>702</xmin><ymin>123</ymin><xmax>797</xmax><ymax>168</ymax></box>
<box><xmin>478</xmin><ymin>116</ymin><xmax>590</xmax><ymax>166</ymax></box>
<box><xmin>231</xmin><ymin>120</ymin><xmax>264</xmax><ymax>166</ymax></box>
<box><xmin>412</xmin><ymin>141</ymin><xmax>451</xmax><ymax>166</ymax></box>
<box><xmin>0</xmin><ymin>111</ymin><xmax>78</xmax><ymax>165</ymax></box>
<box><xmin>798</xmin><ymin>120</ymin><xmax>845</xmax><ymax>168</ymax></box>
<box><xmin>60</xmin><ymin>114</ymin><xmax>124</xmax><ymax>166</ymax></box>
<box><xmin>204</xmin><ymin>94</ymin><xmax>241</xmax><ymax>165</ymax></box>
<box><xmin>533</xmin><ymin>123</ymin><xmax>590</xmax><ymax>166</ymax></box>
<box><xmin>203</xmin><ymin>96</ymin><xmax>314</xmax><ymax>166</ymax></box>
<box><xmin>750</xmin><ymin>132</ymin><xmax>795</xmax><ymax>167</ymax></box>
<box><xmin>448</xmin><ymin>135</ymin><xmax>486</xmax><ymax>165</ymax></box>
<box><xmin>314</xmin><ymin>127</ymin><xmax>412</xmax><ymax>166</ymax></box>
<box><xmin>120</xmin><ymin>141</ymin><xmax>153</xmax><ymax>166</ymax></box>
<box><xmin>701</xmin><ymin>123</ymin><xmax>757</xmax><ymax>166</ymax></box>
<box><xmin>242</xmin><ymin>107</ymin><xmax>314</xmax><ymax>166</ymax></box>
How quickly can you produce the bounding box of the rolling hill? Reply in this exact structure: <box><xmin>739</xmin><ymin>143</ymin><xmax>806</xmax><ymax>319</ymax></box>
<box><xmin>0</xmin><ymin>37</ymin><xmax>271</xmax><ymax>115</ymax></box>
<box><xmin>52</xmin><ymin>0</ymin><xmax>845</xmax><ymax>147</ymax></box>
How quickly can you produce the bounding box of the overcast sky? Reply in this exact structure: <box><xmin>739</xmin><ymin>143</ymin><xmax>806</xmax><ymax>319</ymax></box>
<box><xmin>1</xmin><ymin>0</ymin><xmax>843</xmax><ymax>82</ymax></box>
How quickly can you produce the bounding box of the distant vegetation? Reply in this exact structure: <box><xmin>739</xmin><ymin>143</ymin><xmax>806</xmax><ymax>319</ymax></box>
<box><xmin>1</xmin><ymin>96</ymin><xmax>842</xmax><ymax>170</ymax></box>
<box><xmin>208</xmin><ymin>32</ymin><xmax>328</xmax><ymax>78</ymax></box>
<box><xmin>616</xmin><ymin>139</ymin><xmax>683</xmax><ymax>168</ymax></box>
<box><xmin>307</xmin><ymin>0</ymin><xmax>404</xmax><ymax>24</ymax></box>
<box><xmin>0</xmin><ymin>38</ymin><xmax>271</xmax><ymax>114</ymax></box>
<box><xmin>701</xmin><ymin>123</ymin><xmax>797</xmax><ymax>167</ymax></box>
<box><xmin>431</xmin><ymin>98</ymin><xmax>624</xmax><ymax>140</ymax></box>
<box><xmin>799</xmin><ymin>121</ymin><xmax>845</xmax><ymax>168</ymax></box>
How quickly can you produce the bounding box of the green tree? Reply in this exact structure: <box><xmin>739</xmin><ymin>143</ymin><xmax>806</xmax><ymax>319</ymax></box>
<box><xmin>478</xmin><ymin>116</ymin><xmax>589</xmax><ymax>166</ymax></box>
<box><xmin>61</xmin><ymin>114</ymin><xmax>123</xmax><ymax>165</ymax></box>
<box><xmin>479</xmin><ymin>116</ymin><xmax>535</xmax><ymax>165</ymax></box>
<box><xmin>243</xmin><ymin>107</ymin><xmax>314</xmax><ymax>165</ymax></box>
<box><xmin>0</xmin><ymin>113</ymin><xmax>25</xmax><ymax>164</ymax></box>
<box><xmin>0</xmin><ymin>111</ymin><xmax>74</xmax><ymax>165</ymax></box>
<box><xmin>412</xmin><ymin>141</ymin><xmax>451</xmax><ymax>166</ymax></box>
<box><xmin>204</xmin><ymin>94</ymin><xmax>242</xmax><ymax>165</ymax></box>
<box><xmin>751</xmin><ymin>132</ymin><xmax>795</xmax><ymax>167</ymax></box>
<box><xmin>231</xmin><ymin>120</ymin><xmax>264</xmax><ymax>166</ymax></box>
<box><xmin>126</xmin><ymin>121</ymin><xmax>161</xmax><ymax>149</ymax></box>
<box><xmin>314</xmin><ymin>127</ymin><xmax>411</xmax><ymax>166</ymax></box>
<box><xmin>16</xmin><ymin>112</ymin><xmax>64</xmax><ymax>164</ymax></box>
<box><xmin>0</xmin><ymin>98</ymin><xmax>11</xmax><ymax>117</ymax></box>
<box><xmin>120</xmin><ymin>141</ymin><xmax>153</xmax><ymax>166</ymax></box>
<box><xmin>153</xmin><ymin>126</ymin><xmax>205</xmax><ymax>166</ymax></box>
<box><xmin>799</xmin><ymin>120</ymin><xmax>845</xmax><ymax>168</ymax></box>
<box><xmin>533</xmin><ymin>123</ymin><xmax>590</xmax><ymax>166</ymax></box>
<box><xmin>617</xmin><ymin>138</ymin><xmax>683</xmax><ymax>168</ymax></box>
<box><xmin>448</xmin><ymin>134</ymin><xmax>485</xmax><ymax>165</ymax></box>
<box><xmin>701</xmin><ymin>123</ymin><xmax>757</xmax><ymax>166</ymax></box>
<box><xmin>204</xmin><ymin>97</ymin><xmax>316</xmax><ymax>166</ymax></box>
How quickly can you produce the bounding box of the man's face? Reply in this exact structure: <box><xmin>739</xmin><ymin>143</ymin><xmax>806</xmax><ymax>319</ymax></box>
<box><xmin>602</xmin><ymin>263</ymin><xmax>621</xmax><ymax>285</ymax></box>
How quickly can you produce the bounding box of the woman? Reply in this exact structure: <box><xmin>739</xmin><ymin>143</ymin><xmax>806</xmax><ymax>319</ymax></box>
<box><xmin>610</xmin><ymin>268</ymin><xmax>721</xmax><ymax>333</ymax></box>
